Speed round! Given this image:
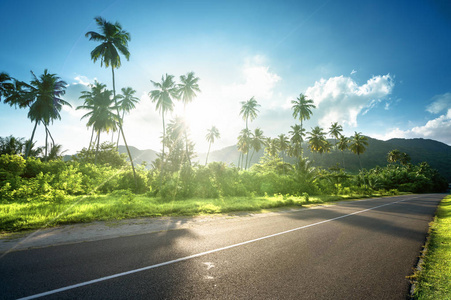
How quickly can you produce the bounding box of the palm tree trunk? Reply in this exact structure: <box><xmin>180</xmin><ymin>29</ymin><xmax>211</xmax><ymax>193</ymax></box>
<box><xmin>111</xmin><ymin>66</ymin><xmax>138</xmax><ymax>191</ymax></box>
<box><xmin>342</xmin><ymin>151</ymin><xmax>346</xmax><ymax>170</ymax></box>
<box><xmin>88</xmin><ymin>127</ymin><xmax>95</xmax><ymax>151</ymax></box>
<box><xmin>25</xmin><ymin>120</ymin><xmax>39</xmax><ymax>159</ymax></box>
<box><xmin>237</xmin><ymin>152</ymin><xmax>241</xmax><ymax>169</ymax></box>
<box><xmin>95</xmin><ymin>130</ymin><xmax>100</xmax><ymax>164</ymax></box>
<box><xmin>205</xmin><ymin>142</ymin><xmax>211</xmax><ymax>166</ymax></box>
<box><xmin>44</xmin><ymin>126</ymin><xmax>49</xmax><ymax>161</ymax></box>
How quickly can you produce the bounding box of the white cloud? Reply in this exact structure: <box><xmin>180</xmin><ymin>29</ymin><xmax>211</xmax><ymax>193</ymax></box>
<box><xmin>426</xmin><ymin>92</ymin><xmax>451</xmax><ymax>114</ymax></box>
<box><xmin>305</xmin><ymin>74</ymin><xmax>394</xmax><ymax>128</ymax></box>
<box><xmin>374</xmin><ymin>109</ymin><xmax>451</xmax><ymax>145</ymax></box>
<box><xmin>73</xmin><ymin>75</ymin><xmax>95</xmax><ymax>86</ymax></box>
<box><xmin>222</xmin><ymin>55</ymin><xmax>281</xmax><ymax>103</ymax></box>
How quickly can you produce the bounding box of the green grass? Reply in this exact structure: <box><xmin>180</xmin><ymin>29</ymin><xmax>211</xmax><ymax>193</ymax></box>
<box><xmin>412</xmin><ymin>195</ymin><xmax>451</xmax><ymax>299</ymax></box>
<box><xmin>0</xmin><ymin>192</ymin><xmax>390</xmax><ymax>233</ymax></box>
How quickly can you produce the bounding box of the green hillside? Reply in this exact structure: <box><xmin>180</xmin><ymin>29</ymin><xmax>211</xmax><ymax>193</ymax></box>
<box><xmin>120</xmin><ymin>138</ymin><xmax>451</xmax><ymax>182</ymax></box>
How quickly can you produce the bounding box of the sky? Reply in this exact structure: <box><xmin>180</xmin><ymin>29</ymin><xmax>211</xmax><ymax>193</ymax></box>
<box><xmin>1</xmin><ymin>0</ymin><xmax>451</xmax><ymax>156</ymax></box>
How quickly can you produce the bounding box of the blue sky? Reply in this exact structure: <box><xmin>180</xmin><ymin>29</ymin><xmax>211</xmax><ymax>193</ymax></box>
<box><xmin>1</xmin><ymin>0</ymin><xmax>451</xmax><ymax>154</ymax></box>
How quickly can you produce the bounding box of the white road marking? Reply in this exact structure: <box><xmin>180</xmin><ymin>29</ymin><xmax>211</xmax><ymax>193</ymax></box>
<box><xmin>18</xmin><ymin>196</ymin><xmax>419</xmax><ymax>300</ymax></box>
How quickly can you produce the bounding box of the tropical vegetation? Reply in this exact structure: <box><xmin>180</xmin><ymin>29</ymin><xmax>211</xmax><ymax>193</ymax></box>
<box><xmin>0</xmin><ymin>16</ymin><xmax>448</xmax><ymax>230</ymax></box>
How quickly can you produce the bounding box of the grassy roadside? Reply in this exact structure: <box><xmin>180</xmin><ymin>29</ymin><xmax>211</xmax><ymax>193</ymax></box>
<box><xmin>412</xmin><ymin>194</ymin><xmax>451</xmax><ymax>299</ymax></box>
<box><xmin>0</xmin><ymin>192</ymin><xmax>392</xmax><ymax>233</ymax></box>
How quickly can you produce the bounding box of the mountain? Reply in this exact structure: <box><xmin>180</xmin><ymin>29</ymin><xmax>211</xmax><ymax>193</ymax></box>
<box><xmin>118</xmin><ymin>138</ymin><xmax>451</xmax><ymax>181</ymax></box>
<box><xmin>118</xmin><ymin>145</ymin><xmax>158</xmax><ymax>167</ymax></box>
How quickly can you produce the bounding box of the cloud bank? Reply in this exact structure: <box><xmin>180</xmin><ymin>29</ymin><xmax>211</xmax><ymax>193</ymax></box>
<box><xmin>376</xmin><ymin>93</ymin><xmax>451</xmax><ymax>145</ymax></box>
<box><xmin>305</xmin><ymin>74</ymin><xmax>394</xmax><ymax>128</ymax></box>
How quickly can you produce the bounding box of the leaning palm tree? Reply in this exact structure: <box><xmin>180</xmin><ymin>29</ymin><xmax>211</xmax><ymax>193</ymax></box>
<box><xmin>177</xmin><ymin>72</ymin><xmax>201</xmax><ymax>165</ymax></box>
<box><xmin>149</xmin><ymin>74</ymin><xmax>178</xmax><ymax>166</ymax></box>
<box><xmin>329</xmin><ymin>122</ymin><xmax>343</xmax><ymax>150</ymax></box>
<box><xmin>116</xmin><ymin>87</ymin><xmax>140</xmax><ymax>145</ymax></box>
<box><xmin>85</xmin><ymin>16</ymin><xmax>137</xmax><ymax>186</ymax></box>
<box><xmin>349</xmin><ymin>131</ymin><xmax>368</xmax><ymax>170</ymax></box>
<box><xmin>205</xmin><ymin>126</ymin><xmax>220</xmax><ymax>165</ymax></box>
<box><xmin>240</xmin><ymin>96</ymin><xmax>260</xmax><ymax>130</ymax></box>
<box><xmin>291</xmin><ymin>93</ymin><xmax>316</xmax><ymax>131</ymax></box>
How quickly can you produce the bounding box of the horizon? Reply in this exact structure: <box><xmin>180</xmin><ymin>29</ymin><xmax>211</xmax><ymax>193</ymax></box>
<box><xmin>1</xmin><ymin>0</ymin><xmax>451</xmax><ymax>155</ymax></box>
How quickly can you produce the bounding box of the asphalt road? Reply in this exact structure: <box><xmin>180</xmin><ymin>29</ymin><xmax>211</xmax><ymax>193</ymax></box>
<box><xmin>0</xmin><ymin>194</ymin><xmax>445</xmax><ymax>299</ymax></box>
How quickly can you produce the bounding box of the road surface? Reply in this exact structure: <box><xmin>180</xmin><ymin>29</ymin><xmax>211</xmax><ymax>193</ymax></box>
<box><xmin>0</xmin><ymin>194</ymin><xmax>445</xmax><ymax>299</ymax></box>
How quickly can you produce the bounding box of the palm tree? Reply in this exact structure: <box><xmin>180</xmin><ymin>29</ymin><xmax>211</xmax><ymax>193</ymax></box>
<box><xmin>77</xmin><ymin>88</ymin><xmax>118</xmax><ymax>163</ymax></box>
<box><xmin>237</xmin><ymin>128</ymin><xmax>251</xmax><ymax>169</ymax></box>
<box><xmin>349</xmin><ymin>132</ymin><xmax>368</xmax><ymax>170</ymax></box>
<box><xmin>149</xmin><ymin>74</ymin><xmax>178</xmax><ymax>166</ymax></box>
<box><xmin>277</xmin><ymin>134</ymin><xmax>289</xmax><ymax>163</ymax></box>
<box><xmin>0</xmin><ymin>72</ymin><xmax>14</xmax><ymax>102</ymax></box>
<box><xmin>291</xmin><ymin>93</ymin><xmax>316</xmax><ymax>131</ymax></box>
<box><xmin>178</xmin><ymin>72</ymin><xmax>201</xmax><ymax>112</ymax></box>
<box><xmin>307</xmin><ymin>126</ymin><xmax>331</xmax><ymax>156</ymax></box>
<box><xmin>249</xmin><ymin>128</ymin><xmax>265</xmax><ymax>166</ymax></box>
<box><xmin>337</xmin><ymin>135</ymin><xmax>349</xmax><ymax>169</ymax></box>
<box><xmin>289</xmin><ymin>124</ymin><xmax>305</xmax><ymax>160</ymax></box>
<box><xmin>329</xmin><ymin>122</ymin><xmax>343</xmax><ymax>150</ymax></box>
<box><xmin>205</xmin><ymin>126</ymin><xmax>220</xmax><ymax>165</ymax></box>
<box><xmin>85</xmin><ymin>16</ymin><xmax>137</xmax><ymax>186</ymax></box>
<box><xmin>47</xmin><ymin>144</ymin><xmax>68</xmax><ymax>161</ymax></box>
<box><xmin>178</xmin><ymin>72</ymin><xmax>201</xmax><ymax>165</ymax></box>
<box><xmin>266</xmin><ymin>137</ymin><xmax>280</xmax><ymax>158</ymax></box>
<box><xmin>116</xmin><ymin>87</ymin><xmax>139</xmax><ymax>145</ymax></box>
<box><xmin>240</xmin><ymin>96</ymin><xmax>260</xmax><ymax>130</ymax></box>
<box><xmin>387</xmin><ymin>149</ymin><xmax>402</xmax><ymax>164</ymax></box>
<box><xmin>15</xmin><ymin>70</ymin><xmax>70</xmax><ymax>159</ymax></box>
<box><xmin>0</xmin><ymin>135</ymin><xmax>25</xmax><ymax>155</ymax></box>
<box><xmin>79</xmin><ymin>81</ymin><xmax>108</xmax><ymax>149</ymax></box>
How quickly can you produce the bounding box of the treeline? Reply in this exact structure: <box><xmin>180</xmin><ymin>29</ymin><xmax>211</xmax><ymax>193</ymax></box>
<box><xmin>0</xmin><ymin>139</ymin><xmax>447</xmax><ymax>204</ymax></box>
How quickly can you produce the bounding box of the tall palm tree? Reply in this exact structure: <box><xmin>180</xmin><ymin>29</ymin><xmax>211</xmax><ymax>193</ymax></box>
<box><xmin>289</xmin><ymin>124</ymin><xmax>305</xmax><ymax>160</ymax></box>
<box><xmin>116</xmin><ymin>87</ymin><xmax>140</xmax><ymax>145</ymax></box>
<box><xmin>149</xmin><ymin>74</ymin><xmax>178</xmax><ymax>166</ymax></box>
<box><xmin>240</xmin><ymin>96</ymin><xmax>260</xmax><ymax>130</ymax></box>
<box><xmin>349</xmin><ymin>131</ymin><xmax>368</xmax><ymax>170</ymax></box>
<box><xmin>291</xmin><ymin>93</ymin><xmax>316</xmax><ymax>131</ymax></box>
<box><xmin>77</xmin><ymin>89</ymin><xmax>118</xmax><ymax>163</ymax></box>
<box><xmin>205</xmin><ymin>126</ymin><xmax>220</xmax><ymax>165</ymax></box>
<box><xmin>329</xmin><ymin>122</ymin><xmax>343</xmax><ymax>150</ymax></box>
<box><xmin>337</xmin><ymin>135</ymin><xmax>349</xmax><ymax>169</ymax></box>
<box><xmin>85</xmin><ymin>16</ymin><xmax>137</xmax><ymax>186</ymax></box>
<box><xmin>307</xmin><ymin>126</ymin><xmax>331</xmax><ymax>156</ymax></box>
<box><xmin>178</xmin><ymin>72</ymin><xmax>201</xmax><ymax>165</ymax></box>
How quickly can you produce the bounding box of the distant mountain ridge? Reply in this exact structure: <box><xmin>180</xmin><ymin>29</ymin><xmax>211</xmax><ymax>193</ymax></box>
<box><xmin>118</xmin><ymin>138</ymin><xmax>451</xmax><ymax>181</ymax></box>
